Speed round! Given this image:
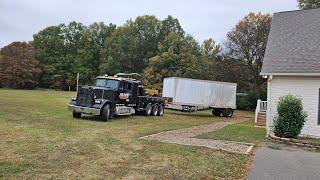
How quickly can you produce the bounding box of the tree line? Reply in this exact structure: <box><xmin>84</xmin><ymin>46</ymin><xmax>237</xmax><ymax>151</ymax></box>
<box><xmin>0</xmin><ymin>13</ymin><xmax>270</xmax><ymax>97</ymax></box>
<box><xmin>0</xmin><ymin>1</ymin><xmax>318</xmax><ymax>98</ymax></box>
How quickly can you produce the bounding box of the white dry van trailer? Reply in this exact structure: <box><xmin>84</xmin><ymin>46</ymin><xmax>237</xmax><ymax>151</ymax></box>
<box><xmin>162</xmin><ymin>77</ymin><xmax>237</xmax><ymax>117</ymax></box>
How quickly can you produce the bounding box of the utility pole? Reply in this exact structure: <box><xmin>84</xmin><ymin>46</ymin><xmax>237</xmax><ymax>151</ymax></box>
<box><xmin>76</xmin><ymin>73</ymin><xmax>79</xmax><ymax>93</ymax></box>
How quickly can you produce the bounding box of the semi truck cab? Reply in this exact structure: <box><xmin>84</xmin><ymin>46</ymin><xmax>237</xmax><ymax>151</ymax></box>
<box><xmin>68</xmin><ymin>74</ymin><xmax>165</xmax><ymax>121</ymax></box>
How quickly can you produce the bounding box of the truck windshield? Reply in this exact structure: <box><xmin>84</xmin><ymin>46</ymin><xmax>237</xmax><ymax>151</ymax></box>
<box><xmin>95</xmin><ymin>79</ymin><xmax>119</xmax><ymax>89</ymax></box>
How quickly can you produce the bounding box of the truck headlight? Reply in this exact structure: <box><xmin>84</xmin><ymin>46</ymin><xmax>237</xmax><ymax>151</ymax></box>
<box><xmin>95</xmin><ymin>100</ymin><xmax>102</xmax><ymax>104</ymax></box>
<box><xmin>71</xmin><ymin>97</ymin><xmax>76</xmax><ymax>101</ymax></box>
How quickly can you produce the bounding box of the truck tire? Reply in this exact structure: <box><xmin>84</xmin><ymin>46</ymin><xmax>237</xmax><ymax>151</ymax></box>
<box><xmin>212</xmin><ymin>108</ymin><xmax>222</xmax><ymax>116</ymax></box>
<box><xmin>222</xmin><ymin>108</ymin><xmax>233</xmax><ymax>117</ymax></box>
<box><xmin>157</xmin><ymin>105</ymin><xmax>164</xmax><ymax>116</ymax></box>
<box><xmin>152</xmin><ymin>105</ymin><xmax>159</xmax><ymax>116</ymax></box>
<box><xmin>145</xmin><ymin>103</ymin><xmax>152</xmax><ymax>116</ymax></box>
<box><xmin>73</xmin><ymin>111</ymin><xmax>81</xmax><ymax>118</ymax></box>
<box><xmin>100</xmin><ymin>104</ymin><xmax>110</xmax><ymax>121</ymax></box>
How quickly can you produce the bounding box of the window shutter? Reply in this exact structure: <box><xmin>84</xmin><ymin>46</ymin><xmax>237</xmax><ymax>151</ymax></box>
<box><xmin>318</xmin><ymin>89</ymin><xmax>320</xmax><ymax>125</ymax></box>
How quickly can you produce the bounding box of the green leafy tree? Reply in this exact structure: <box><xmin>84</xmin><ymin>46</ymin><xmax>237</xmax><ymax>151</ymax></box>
<box><xmin>101</xmin><ymin>15</ymin><xmax>161</xmax><ymax>75</ymax></box>
<box><xmin>33</xmin><ymin>22</ymin><xmax>86</xmax><ymax>89</ymax></box>
<box><xmin>159</xmin><ymin>15</ymin><xmax>185</xmax><ymax>41</ymax></box>
<box><xmin>224</xmin><ymin>12</ymin><xmax>272</xmax><ymax>97</ymax></box>
<box><xmin>61</xmin><ymin>22</ymin><xmax>86</xmax><ymax>89</ymax></box>
<box><xmin>298</xmin><ymin>0</ymin><xmax>320</xmax><ymax>9</ymax></box>
<box><xmin>100</xmin><ymin>15</ymin><xmax>187</xmax><ymax>77</ymax></box>
<box><xmin>142</xmin><ymin>33</ymin><xmax>204</xmax><ymax>89</ymax></box>
<box><xmin>33</xmin><ymin>25</ymin><xmax>65</xmax><ymax>88</ymax></box>
<box><xmin>200</xmin><ymin>38</ymin><xmax>221</xmax><ymax>80</ymax></box>
<box><xmin>0</xmin><ymin>42</ymin><xmax>41</xmax><ymax>88</ymax></box>
<box><xmin>77</xmin><ymin>22</ymin><xmax>116</xmax><ymax>84</ymax></box>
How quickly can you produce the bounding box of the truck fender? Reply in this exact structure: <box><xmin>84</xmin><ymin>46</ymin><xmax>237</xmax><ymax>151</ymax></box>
<box><xmin>100</xmin><ymin>100</ymin><xmax>113</xmax><ymax>110</ymax></box>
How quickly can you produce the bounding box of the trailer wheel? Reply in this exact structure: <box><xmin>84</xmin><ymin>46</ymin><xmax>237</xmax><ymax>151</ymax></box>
<box><xmin>145</xmin><ymin>103</ymin><xmax>152</xmax><ymax>116</ymax></box>
<box><xmin>222</xmin><ymin>108</ymin><xmax>233</xmax><ymax>117</ymax></box>
<box><xmin>212</xmin><ymin>108</ymin><xmax>222</xmax><ymax>116</ymax></box>
<box><xmin>157</xmin><ymin>105</ymin><xmax>164</xmax><ymax>116</ymax></box>
<box><xmin>152</xmin><ymin>105</ymin><xmax>159</xmax><ymax>116</ymax></box>
<box><xmin>73</xmin><ymin>111</ymin><xmax>81</xmax><ymax>118</ymax></box>
<box><xmin>100</xmin><ymin>104</ymin><xmax>110</xmax><ymax>121</ymax></box>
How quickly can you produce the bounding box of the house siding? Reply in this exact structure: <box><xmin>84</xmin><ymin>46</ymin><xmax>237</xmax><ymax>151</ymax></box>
<box><xmin>267</xmin><ymin>76</ymin><xmax>320</xmax><ymax>137</ymax></box>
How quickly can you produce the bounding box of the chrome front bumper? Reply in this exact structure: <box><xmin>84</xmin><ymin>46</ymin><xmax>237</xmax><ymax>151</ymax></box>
<box><xmin>68</xmin><ymin>104</ymin><xmax>101</xmax><ymax>116</ymax></box>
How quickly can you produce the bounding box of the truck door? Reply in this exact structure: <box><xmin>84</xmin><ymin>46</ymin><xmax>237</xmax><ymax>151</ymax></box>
<box><xmin>119</xmin><ymin>81</ymin><xmax>132</xmax><ymax>104</ymax></box>
<box><xmin>131</xmin><ymin>82</ymin><xmax>139</xmax><ymax>104</ymax></box>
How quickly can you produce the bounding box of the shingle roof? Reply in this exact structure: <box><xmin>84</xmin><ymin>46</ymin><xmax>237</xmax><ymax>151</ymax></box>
<box><xmin>261</xmin><ymin>8</ymin><xmax>320</xmax><ymax>74</ymax></box>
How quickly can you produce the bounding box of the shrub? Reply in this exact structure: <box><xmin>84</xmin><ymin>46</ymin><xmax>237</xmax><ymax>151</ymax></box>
<box><xmin>273</xmin><ymin>95</ymin><xmax>307</xmax><ymax>138</ymax></box>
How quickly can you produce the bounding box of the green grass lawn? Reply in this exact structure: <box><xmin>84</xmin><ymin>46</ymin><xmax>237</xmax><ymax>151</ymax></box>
<box><xmin>0</xmin><ymin>88</ymin><xmax>257</xmax><ymax>179</ymax></box>
<box><xmin>197</xmin><ymin>120</ymin><xmax>266</xmax><ymax>144</ymax></box>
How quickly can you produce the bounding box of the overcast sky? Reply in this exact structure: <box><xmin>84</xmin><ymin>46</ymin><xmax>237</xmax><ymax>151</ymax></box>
<box><xmin>1</xmin><ymin>0</ymin><xmax>298</xmax><ymax>48</ymax></box>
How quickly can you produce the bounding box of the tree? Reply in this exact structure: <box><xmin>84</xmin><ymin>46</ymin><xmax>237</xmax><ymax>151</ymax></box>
<box><xmin>101</xmin><ymin>15</ymin><xmax>161</xmax><ymax>75</ymax></box>
<box><xmin>33</xmin><ymin>22</ymin><xmax>86</xmax><ymax>89</ymax></box>
<box><xmin>33</xmin><ymin>24</ymin><xmax>66</xmax><ymax>88</ymax></box>
<box><xmin>159</xmin><ymin>15</ymin><xmax>185</xmax><ymax>41</ymax></box>
<box><xmin>200</xmin><ymin>38</ymin><xmax>221</xmax><ymax>80</ymax></box>
<box><xmin>142</xmin><ymin>33</ymin><xmax>204</xmax><ymax>89</ymax></box>
<box><xmin>60</xmin><ymin>22</ymin><xmax>86</xmax><ymax>89</ymax></box>
<box><xmin>77</xmin><ymin>22</ymin><xmax>116</xmax><ymax>84</ymax></box>
<box><xmin>0</xmin><ymin>42</ymin><xmax>41</xmax><ymax>89</ymax></box>
<box><xmin>298</xmin><ymin>0</ymin><xmax>320</xmax><ymax>9</ymax></box>
<box><xmin>100</xmin><ymin>15</ymin><xmax>187</xmax><ymax>77</ymax></box>
<box><xmin>224</xmin><ymin>12</ymin><xmax>272</xmax><ymax>96</ymax></box>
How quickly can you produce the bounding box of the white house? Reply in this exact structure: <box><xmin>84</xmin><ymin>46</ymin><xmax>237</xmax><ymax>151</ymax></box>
<box><xmin>261</xmin><ymin>8</ymin><xmax>320</xmax><ymax>138</ymax></box>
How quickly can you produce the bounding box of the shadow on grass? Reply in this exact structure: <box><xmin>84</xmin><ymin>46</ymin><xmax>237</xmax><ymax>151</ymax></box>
<box><xmin>167</xmin><ymin>110</ymin><xmax>214</xmax><ymax>118</ymax></box>
<box><xmin>79</xmin><ymin>114</ymin><xmax>138</xmax><ymax>122</ymax></box>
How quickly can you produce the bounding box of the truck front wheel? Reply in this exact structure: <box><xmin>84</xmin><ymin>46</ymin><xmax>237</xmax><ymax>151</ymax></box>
<box><xmin>157</xmin><ymin>105</ymin><xmax>164</xmax><ymax>116</ymax></box>
<box><xmin>152</xmin><ymin>105</ymin><xmax>159</xmax><ymax>116</ymax></box>
<box><xmin>222</xmin><ymin>108</ymin><xmax>233</xmax><ymax>117</ymax></box>
<box><xmin>73</xmin><ymin>111</ymin><xmax>81</xmax><ymax>118</ymax></box>
<box><xmin>100</xmin><ymin>104</ymin><xmax>110</xmax><ymax>121</ymax></box>
<box><xmin>145</xmin><ymin>104</ymin><xmax>152</xmax><ymax>116</ymax></box>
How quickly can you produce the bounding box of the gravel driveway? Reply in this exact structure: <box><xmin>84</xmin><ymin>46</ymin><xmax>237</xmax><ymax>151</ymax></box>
<box><xmin>140</xmin><ymin>114</ymin><xmax>254</xmax><ymax>154</ymax></box>
<box><xmin>247</xmin><ymin>141</ymin><xmax>320</xmax><ymax>180</ymax></box>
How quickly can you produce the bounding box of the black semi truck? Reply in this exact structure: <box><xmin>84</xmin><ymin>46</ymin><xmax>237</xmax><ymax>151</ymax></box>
<box><xmin>68</xmin><ymin>74</ymin><xmax>165</xmax><ymax>121</ymax></box>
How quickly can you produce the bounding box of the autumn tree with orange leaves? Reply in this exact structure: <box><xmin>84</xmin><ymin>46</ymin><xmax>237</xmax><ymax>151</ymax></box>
<box><xmin>0</xmin><ymin>42</ymin><xmax>41</xmax><ymax>88</ymax></box>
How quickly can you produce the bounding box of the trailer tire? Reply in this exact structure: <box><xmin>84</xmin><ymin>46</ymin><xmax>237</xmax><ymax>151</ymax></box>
<box><xmin>222</xmin><ymin>108</ymin><xmax>233</xmax><ymax>117</ymax></box>
<box><xmin>145</xmin><ymin>103</ymin><xmax>152</xmax><ymax>116</ymax></box>
<box><xmin>157</xmin><ymin>105</ymin><xmax>164</xmax><ymax>116</ymax></box>
<box><xmin>73</xmin><ymin>111</ymin><xmax>81</xmax><ymax>118</ymax></box>
<box><xmin>152</xmin><ymin>105</ymin><xmax>159</xmax><ymax>116</ymax></box>
<box><xmin>212</xmin><ymin>108</ymin><xmax>222</xmax><ymax>116</ymax></box>
<box><xmin>100</xmin><ymin>104</ymin><xmax>110</xmax><ymax>121</ymax></box>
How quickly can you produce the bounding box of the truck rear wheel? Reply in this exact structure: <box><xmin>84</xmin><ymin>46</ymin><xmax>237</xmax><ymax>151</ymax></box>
<box><xmin>152</xmin><ymin>105</ymin><xmax>159</xmax><ymax>116</ymax></box>
<box><xmin>222</xmin><ymin>108</ymin><xmax>233</xmax><ymax>117</ymax></box>
<box><xmin>212</xmin><ymin>108</ymin><xmax>222</xmax><ymax>116</ymax></box>
<box><xmin>73</xmin><ymin>111</ymin><xmax>81</xmax><ymax>118</ymax></box>
<box><xmin>145</xmin><ymin>104</ymin><xmax>152</xmax><ymax>116</ymax></box>
<box><xmin>157</xmin><ymin>105</ymin><xmax>164</xmax><ymax>116</ymax></box>
<box><xmin>100</xmin><ymin>104</ymin><xmax>110</xmax><ymax>121</ymax></box>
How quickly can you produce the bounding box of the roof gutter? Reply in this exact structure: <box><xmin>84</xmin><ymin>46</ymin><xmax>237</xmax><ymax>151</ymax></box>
<box><xmin>260</xmin><ymin>73</ymin><xmax>320</xmax><ymax>76</ymax></box>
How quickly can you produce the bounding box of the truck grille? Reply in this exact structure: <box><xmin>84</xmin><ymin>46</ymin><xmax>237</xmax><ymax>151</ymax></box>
<box><xmin>94</xmin><ymin>89</ymin><xmax>103</xmax><ymax>99</ymax></box>
<box><xmin>103</xmin><ymin>90</ymin><xmax>116</xmax><ymax>102</ymax></box>
<box><xmin>76</xmin><ymin>87</ymin><xmax>94</xmax><ymax>107</ymax></box>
